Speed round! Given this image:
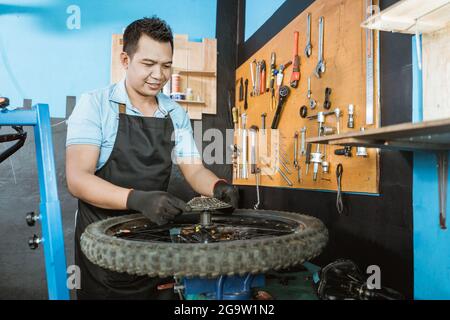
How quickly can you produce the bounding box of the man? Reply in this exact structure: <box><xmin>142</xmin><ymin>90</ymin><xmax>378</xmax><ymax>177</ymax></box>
<box><xmin>66</xmin><ymin>16</ymin><xmax>238</xmax><ymax>300</ymax></box>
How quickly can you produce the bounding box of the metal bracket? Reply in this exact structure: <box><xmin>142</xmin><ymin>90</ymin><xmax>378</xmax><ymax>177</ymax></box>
<box><xmin>437</xmin><ymin>151</ymin><xmax>448</xmax><ymax>230</ymax></box>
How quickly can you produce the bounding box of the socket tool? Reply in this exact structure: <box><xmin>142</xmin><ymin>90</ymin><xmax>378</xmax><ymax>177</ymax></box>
<box><xmin>335</xmin><ymin>146</ymin><xmax>352</xmax><ymax>157</ymax></box>
<box><xmin>347</xmin><ymin>104</ymin><xmax>355</xmax><ymax>128</ymax></box>
<box><xmin>300</xmin><ymin>127</ymin><xmax>307</xmax><ymax>156</ymax></box>
<box><xmin>307</xmin><ymin>77</ymin><xmax>317</xmax><ymax>109</ymax></box>
<box><xmin>300</xmin><ymin>105</ymin><xmax>308</xmax><ymax>118</ymax></box>
<box><xmin>305</xmin><ymin>143</ymin><xmax>312</xmax><ymax>175</ymax></box>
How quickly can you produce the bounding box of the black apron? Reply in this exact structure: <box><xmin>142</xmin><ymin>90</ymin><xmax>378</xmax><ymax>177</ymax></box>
<box><xmin>74</xmin><ymin>103</ymin><xmax>177</xmax><ymax>300</ymax></box>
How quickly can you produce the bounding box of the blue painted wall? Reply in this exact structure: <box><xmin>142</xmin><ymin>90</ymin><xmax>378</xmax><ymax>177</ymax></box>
<box><xmin>412</xmin><ymin>35</ymin><xmax>450</xmax><ymax>299</ymax></box>
<box><xmin>0</xmin><ymin>0</ymin><xmax>217</xmax><ymax>118</ymax></box>
<box><xmin>245</xmin><ymin>0</ymin><xmax>286</xmax><ymax>41</ymax></box>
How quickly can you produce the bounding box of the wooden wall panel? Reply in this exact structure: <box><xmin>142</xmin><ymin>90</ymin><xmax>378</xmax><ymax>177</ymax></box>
<box><xmin>233</xmin><ymin>0</ymin><xmax>380</xmax><ymax>194</ymax></box>
<box><xmin>423</xmin><ymin>24</ymin><xmax>450</xmax><ymax>121</ymax></box>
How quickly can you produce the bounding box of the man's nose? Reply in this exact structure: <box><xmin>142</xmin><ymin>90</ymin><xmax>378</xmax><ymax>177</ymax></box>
<box><xmin>150</xmin><ymin>65</ymin><xmax>164</xmax><ymax>80</ymax></box>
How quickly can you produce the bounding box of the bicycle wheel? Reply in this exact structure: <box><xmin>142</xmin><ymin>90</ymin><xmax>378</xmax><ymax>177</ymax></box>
<box><xmin>80</xmin><ymin>209</ymin><xmax>328</xmax><ymax>278</ymax></box>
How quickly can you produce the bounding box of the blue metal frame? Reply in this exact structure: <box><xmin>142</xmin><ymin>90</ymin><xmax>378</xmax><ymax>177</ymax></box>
<box><xmin>0</xmin><ymin>104</ymin><xmax>69</xmax><ymax>300</ymax></box>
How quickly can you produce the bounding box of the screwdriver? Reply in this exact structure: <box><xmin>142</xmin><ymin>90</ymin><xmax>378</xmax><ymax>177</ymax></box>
<box><xmin>238</xmin><ymin>78</ymin><xmax>244</xmax><ymax>102</ymax></box>
<box><xmin>244</xmin><ymin>79</ymin><xmax>249</xmax><ymax>110</ymax></box>
<box><xmin>268</xmin><ymin>52</ymin><xmax>276</xmax><ymax>93</ymax></box>
<box><xmin>305</xmin><ymin>143</ymin><xmax>312</xmax><ymax>175</ymax></box>
<box><xmin>232</xmin><ymin>106</ymin><xmax>239</xmax><ymax>129</ymax></box>
<box><xmin>260</xmin><ymin>60</ymin><xmax>267</xmax><ymax>95</ymax></box>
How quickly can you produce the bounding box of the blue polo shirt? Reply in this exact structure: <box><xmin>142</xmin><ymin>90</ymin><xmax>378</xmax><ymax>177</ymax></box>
<box><xmin>66</xmin><ymin>79</ymin><xmax>201</xmax><ymax>171</ymax></box>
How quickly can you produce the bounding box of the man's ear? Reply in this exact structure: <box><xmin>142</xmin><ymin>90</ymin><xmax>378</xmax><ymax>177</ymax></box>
<box><xmin>120</xmin><ymin>52</ymin><xmax>129</xmax><ymax>70</ymax></box>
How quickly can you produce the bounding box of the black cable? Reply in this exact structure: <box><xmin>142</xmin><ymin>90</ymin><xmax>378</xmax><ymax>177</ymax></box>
<box><xmin>0</xmin><ymin>126</ymin><xmax>27</xmax><ymax>164</ymax></box>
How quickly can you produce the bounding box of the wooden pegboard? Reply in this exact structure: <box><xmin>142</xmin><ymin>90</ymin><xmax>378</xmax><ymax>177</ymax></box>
<box><xmin>233</xmin><ymin>0</ymin><xmax>380</xmax><ymax>194</ymax></box>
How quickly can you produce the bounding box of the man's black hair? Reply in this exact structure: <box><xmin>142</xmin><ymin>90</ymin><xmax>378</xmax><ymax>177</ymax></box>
<box><xmin>123</xmin><ymin>16</ymin><xmax>174</xmax><ymax>57</ymax></box>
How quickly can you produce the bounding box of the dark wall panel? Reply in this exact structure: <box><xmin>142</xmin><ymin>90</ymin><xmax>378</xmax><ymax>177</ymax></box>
<box><xmin>236</xmin><ymin>0</ymin><xmax>413</xmax><ymax>298</ymax></box>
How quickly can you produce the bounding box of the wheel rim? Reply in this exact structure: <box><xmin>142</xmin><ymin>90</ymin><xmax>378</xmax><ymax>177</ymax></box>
<box><xmin>107</xmin><ymin>212</ymin><xmax>305</xmax><ymax>244</ymax></box>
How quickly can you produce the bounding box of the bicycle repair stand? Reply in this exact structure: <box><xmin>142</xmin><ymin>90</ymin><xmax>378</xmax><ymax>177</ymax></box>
<box><xmin>182</xmin><ymin>274</ymin><xmax>265</xmax><ymax>300</ymax></box>
<box><xmin>175</xmin><ymin>204</ymin><xmax>266</xmax><ymax>300</ymax></box>
<box><xmin>0</xmin><ymin>104</ymin><xmax>69</xmax><ymax>300</ymax></box>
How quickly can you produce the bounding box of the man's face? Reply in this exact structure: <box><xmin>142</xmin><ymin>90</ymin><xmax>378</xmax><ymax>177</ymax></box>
<box><xmin>122</xmin><ymin>34</ymin><xmax>173</xmax><ymax>97</ymax></box>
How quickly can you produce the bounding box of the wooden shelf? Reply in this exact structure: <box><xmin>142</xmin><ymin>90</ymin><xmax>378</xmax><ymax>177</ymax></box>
<box><xmin>361</xmin><ymin>0</ymin><xmax>450</xmax><ymax>34</ymax></box>
<box><xmin>172</xmin><ymin>99</ymin><xmax>206</xmax><ymax>105</ymax></box>
<box><xmin>306</xmin><ymin>118</ymin><xmax>450</xmax><ymax>151</ymax></box>
<box><xmin>174</xmin><ymin>69</ymin><xmax>216</xmax><ymax>77</ymax></box>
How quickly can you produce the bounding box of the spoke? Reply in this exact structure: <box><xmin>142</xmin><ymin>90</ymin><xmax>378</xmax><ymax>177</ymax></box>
<box><xmin>112</xmin><ymin>216</ymin><xmax>299</xmax><ymax>243</ymax></box>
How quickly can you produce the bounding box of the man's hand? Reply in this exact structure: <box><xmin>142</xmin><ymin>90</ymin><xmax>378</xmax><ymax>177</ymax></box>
<box><xmin>126</xmin><ymin>190</ymin><xmax>191</xmax><ymax>225</ymax></box>
<box><xmin>213</xmin><ymin>180</ymin><xmax>239</xmax><ymax>209</ymax></box>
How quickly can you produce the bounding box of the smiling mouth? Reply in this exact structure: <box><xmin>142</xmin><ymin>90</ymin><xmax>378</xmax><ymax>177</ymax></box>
<box><xmin>146</xmin><ymin>82</ymin><xmax>161</xmax><ymax>88</ymax></box>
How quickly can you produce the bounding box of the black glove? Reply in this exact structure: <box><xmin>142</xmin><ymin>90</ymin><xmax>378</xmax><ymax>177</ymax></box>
<box><xmin>213</xmin><ymin>180</ymin><xmax>239</xmax><ymax>209</ymax></box>
<box><xmin>126</xmin><ymin>190</ymin><xmax>191</xmax><ymax>225</ymax></box>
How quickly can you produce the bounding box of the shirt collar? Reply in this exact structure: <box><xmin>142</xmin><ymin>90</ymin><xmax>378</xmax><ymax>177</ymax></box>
<box><xmin>109</xmin><ymin>78</ymin><xmax>169</xmax><ymax>116</ymax></box>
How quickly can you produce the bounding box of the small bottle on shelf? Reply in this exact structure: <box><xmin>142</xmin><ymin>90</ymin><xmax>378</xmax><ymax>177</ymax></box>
<box><xmin>186</xmin><ymin>88</ymin><xmax>194</xmax><ymax>101</ymax></box>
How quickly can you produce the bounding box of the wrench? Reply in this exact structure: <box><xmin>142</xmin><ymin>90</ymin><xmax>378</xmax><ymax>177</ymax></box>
<box><xmin>308</xmin><ymin>77</ymin><xmax>317</xmax><ymax>109</ymax></box>
<box><xmin>305</xmin><ymin>13</ymin><xmax>312</xmax><ymax>58</ymax></box>
<box><xmin>314</xmin><ymin>17</ymin><xmax>326</xmax><ymax>78</ymax></box>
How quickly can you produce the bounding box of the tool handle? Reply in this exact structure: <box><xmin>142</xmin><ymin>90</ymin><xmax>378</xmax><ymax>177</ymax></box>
<box><xmin>239</xmin><ymin>78</ymin><xmax>244</xmax><ymax>101</ymax></box>
<box><xmin>261</xmin><ymin>67</ymin><xmax>266</xmax><ymax>94</ymax></box>
<box><xmin>290</xmin><ymin>55</ymin><xmax>300</xmax><ymax>88</ymax></box>
<box><xmin>244</xmin><ymin>79</ymin><xmax>249</xmax><ymax>110</ymax></box>
<box><xmin>305</xmin><ymin>143</ymin><xmax>312</xmax><ymax>164</ymax></box>
<box><xmin>271</xmin><ymin>102</ymin><xmax>283</xmax><ymax>129</ymax></box>
<box><xmin>271</xmin><ymin>87</ymin><xmax>289</xmax><ymax>129</ymax></box>
<box><xmin>293</xmin><ymin>31</ymin><xmax>299</xmax><ymax>57</ymax></box>
<box><xmin>294</xmin><ymin>133</ymin><xmax>299</xmax><ymax>163</ymax></box>
<box><xmin>232</xmin><ymin>107</ymin><xmax>238</xmax><ymax>126</ymax></box>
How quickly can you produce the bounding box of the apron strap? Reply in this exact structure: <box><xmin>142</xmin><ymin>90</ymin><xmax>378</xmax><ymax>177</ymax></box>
<box><xmin>118</xmin><ymin>103</ymin><xmax>126</xmax><ymax>114</ymax></box>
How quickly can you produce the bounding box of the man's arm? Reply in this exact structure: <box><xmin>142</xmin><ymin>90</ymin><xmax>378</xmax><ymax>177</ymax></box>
<box><xmin>178</xmin><ymin>158</ymin><xmax>219</xmax><ymax>197</ymax></box>
<box><xmin>66</xmin><ymin>145</ymin><xmax>132</xmax><ymax>210</ymax></box>
<box><xmin>179</xmin><ymin>159</ymin><xmax>239</xmax><ymax>208</ymax></box>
